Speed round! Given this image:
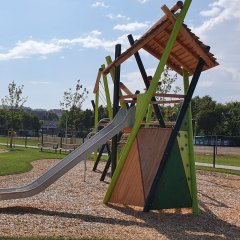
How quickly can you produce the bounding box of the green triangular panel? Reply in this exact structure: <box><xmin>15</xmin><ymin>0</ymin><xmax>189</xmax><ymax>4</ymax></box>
<box><xmin>177</xmin><ymin>131</ymin><xmax>192</xmax><ymax>196</ymax></box>
<box><xmin>150</xmin><ymin>140</ymin><xmax>192</xmax><ymax>210</ymax></box>
<box><xmin>180</xmin><ymin>113</ymin><xmax>189</xmax><ymax>131</ymax></box>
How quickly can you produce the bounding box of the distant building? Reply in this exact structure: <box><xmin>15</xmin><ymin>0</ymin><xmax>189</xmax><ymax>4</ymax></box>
<box><xmin>49</xmin><ymin>109</ymin><xmax>63</xmax><ymax>118</ymax></box>
<box><xmin>41</xmin><ymin>120</ymin><xmax>58</xmax><ymax>134</ymax></box>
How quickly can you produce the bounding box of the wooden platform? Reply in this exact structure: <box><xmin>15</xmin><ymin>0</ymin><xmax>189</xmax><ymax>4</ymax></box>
<box><xmin>109</xmin><ymin>128</ymin><xmax>172</xmax><ymax>207</ymax></box>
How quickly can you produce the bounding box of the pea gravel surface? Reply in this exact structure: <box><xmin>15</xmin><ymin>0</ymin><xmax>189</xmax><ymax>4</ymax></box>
<box><xmin>0</xmin><ymin>159</ymin><xmax>239</xmax><ymax>240</ymax></box>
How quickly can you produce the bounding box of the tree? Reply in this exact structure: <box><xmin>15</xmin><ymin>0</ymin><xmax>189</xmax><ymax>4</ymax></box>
<box><xmin>1</xmin><ymin>81</ymin><xmax>27</xmax><ymax>148</ymax></box>
<box><xmin>22</xmin><ymin>112</ymin><xmax>41</xmax><ymax>132</ymax></box>
<box><xmin>0</xmin><ymin>109</ymin><xmax>8</xmax><ymax>129</ymax></box>
<box><xmin>60</xmin><ymin>79</ymin><xmax>89</xmax><ymax>138</ymax></box>
<box><xmin>221</xmin><ymin>102</ymin><xmax>240</xmax><ymax>136</ymax></box>
<box><xmin>155</xmin><ymin>66</ymin><xmax>181</xmax><ymax>121</ymax></box>
<box><xmin>157</xmin><ymin>66</ymin><xmax>180</xmax><ymax>95</ymax></box>
<box><xmin>82</xmin><ymin>109</ymin><xmax>94</xmax><ymax>131</ymax></box>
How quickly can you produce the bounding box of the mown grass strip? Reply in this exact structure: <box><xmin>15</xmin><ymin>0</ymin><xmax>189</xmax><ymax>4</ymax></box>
<box><xmin>0</xmin><ymin>147</ymin><xmax>66</xmax><ymax>176</ymax></box>
<box><xmin>196</xmin><ymin>166</ymin><xmax>240</xmax><ymax>176</ymax></box>
<box><xmin>195</xmin><ymin>154</ymin><xmax>240</xmax><ymax>167</ymax></box>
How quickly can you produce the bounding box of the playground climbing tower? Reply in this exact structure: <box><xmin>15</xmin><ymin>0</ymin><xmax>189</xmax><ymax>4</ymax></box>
<box><xmin>102</xmin><ymin>0</ymin><xmax>219</xmax><ymax>213</ymax></box>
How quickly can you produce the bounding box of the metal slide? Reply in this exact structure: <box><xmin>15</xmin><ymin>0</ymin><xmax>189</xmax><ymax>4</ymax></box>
<box><xmin>0</xmin><ymin>107</ymin><xmax>136</xmax><ymax>201</ymax></box>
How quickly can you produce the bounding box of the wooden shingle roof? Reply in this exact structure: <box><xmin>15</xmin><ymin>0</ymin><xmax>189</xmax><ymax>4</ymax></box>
<box><xmin>103</xmin><ymin>1</ymin><xmax>218</xmax><ymax>76</ymax></box>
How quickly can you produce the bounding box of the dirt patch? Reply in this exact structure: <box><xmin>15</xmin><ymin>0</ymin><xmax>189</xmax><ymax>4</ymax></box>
<box><xmin>0</xmin><ymin>160</ymin><xmax>239</xmax><ymax>239</ymax></box>
<box><xmin>0</xmin><ymin>149</ymin><xmax>9</xmax><ymax>154</ymax></box>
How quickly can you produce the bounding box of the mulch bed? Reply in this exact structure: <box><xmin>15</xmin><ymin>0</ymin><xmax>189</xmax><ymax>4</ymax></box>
<box><xmin>0</xmin><ymin>159</ymin><xmax>239</xmax><ymax>239</ymax></box>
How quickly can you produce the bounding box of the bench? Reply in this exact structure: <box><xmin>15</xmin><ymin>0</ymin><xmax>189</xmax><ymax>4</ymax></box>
<box><xmin>38</xmin><ymin>142</ymin><xmax>58</xmax><ymax>152</ymax></box>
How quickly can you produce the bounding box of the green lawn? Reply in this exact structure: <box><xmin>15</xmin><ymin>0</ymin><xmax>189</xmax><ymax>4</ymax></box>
<box><xmin>0</xmin><ymin>136</ymin><xmax>40</xmax><ymax>147</ymax></box>
<box><xmin>195</xmin><ymin>153</ymin><xmax>240</xmax><ymax>167</ymax></box>
<box><xmin>196</xmin><ymin>166</ymin><xmax>240</xmax><ymax>176</ymax></box>
<box><xmin>0</xmin><ymin>136</ymin><xmax>84</xmax><ymax>147</ymax></box>
<box><xmin>0</xmin><ymin>145</ymin><xmax>239</xmax><ymax>177</ymax></box>
<box><xmin>0</xmin><ymin>147</ymin><xmax>66</xmax><ymax>176</ymax></box>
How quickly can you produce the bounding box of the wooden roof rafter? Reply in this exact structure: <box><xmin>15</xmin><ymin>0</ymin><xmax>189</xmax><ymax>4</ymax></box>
<box><xmin>103</xmin><ymin>1</ymin><xmax>184</xmax><ymax>75</ymax></box>
<box><xmin>150</xmin><ymin>38</ymin><xmax>193</xmax><ymax>73</ymax></box>
<box><xmin>143</xmin><ymin>44</ymin><xmax>183</xmax><ymax>75</ymax></box>
<box><xmin>93</xmin><ymin>67</ymin><xmax>103</xmax><ymax>93</ymax></box>
<box><xmin>161</xmin><ymin>5</ymin><xmax>216</xmax><ymax>68</ymax></box>
<box><xmin>163</xmin><ymin>28</ymin><xmax>199</xmax><ymax>63</ymax></box>
<box><xmin>102</xmin><ymin>1</ymin><xmax>218</xmax><ymax>77</ymax></box>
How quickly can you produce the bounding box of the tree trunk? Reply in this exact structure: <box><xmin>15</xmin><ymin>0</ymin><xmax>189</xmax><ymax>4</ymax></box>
<box><xmin>9</xmin><ymin>128</ymin><xmax>14</xmax><ymax>148</ymax></box>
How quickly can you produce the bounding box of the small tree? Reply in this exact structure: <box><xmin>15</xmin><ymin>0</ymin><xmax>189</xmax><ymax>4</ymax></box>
<box><xmin>60</xmin><ymin>79</ymin><xmax>89</xmax><ymax>140</ymax></box>
<box><xmin>1</xmin><ymin>80</ymin><xmax>27</xmax><ymax>148</ymax></box>
<box><xmin>157</xmin><ymin>67</ymin><xmax>179</xmax><ymax>95</ymax></box>
<box><xmin>156</xmin><ymin>67</ymin><xmax>181</xmax><ymax>121</ymax></box>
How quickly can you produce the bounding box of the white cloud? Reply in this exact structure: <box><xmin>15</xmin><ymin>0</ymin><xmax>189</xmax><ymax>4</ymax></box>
<box><xmin>39</xmin><ymin>55</ymin><xmax>47</xmax><ymax>61</ymax></box>
<box><xmin>137</xmin><ymin>0</ymin><xmax>149</xmax><ymax>4</ymax></box>
<box><xmin>191</xmin><ymin>0</ymin><xmax>240</xmax><ymax>103</ymax></box>
<box><xmin>106</xmin><ymin>13</ymin><xmax>130</xmax><ymax>21</ymax></box>
<box><xmin>55</xmin><ymin>31</ymin><xmax>130</xmax><ymax>52</ymax></box>
<box><xmin>200</xmin><ymin>7</ymin><xmax>221</xmax><ymax>17</ymax></box>
<box><xmin>113</xmin><ymin>22</ymin><xmax>149</xmax><ymax>31</ymax></box>
<box><xmin>0</xmin><ymin>31</ymin><xmax>135</xmax><ymax>61</ymax></box>
<box><xmin>193</xmin><ymin>0</ymin><xmax>240</xmax><ymax>36</ymax></box>
<box><xmin>92</xmin><ymin>1</ymin><xmax>109</xmax><ymax>8</ymax></box>
<box><xmin>0</xmin><ymin>40</ymin><xmax>61</xmax><ymax>61</ymax></box>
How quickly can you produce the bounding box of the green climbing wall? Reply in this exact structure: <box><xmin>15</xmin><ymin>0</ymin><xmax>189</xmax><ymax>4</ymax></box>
<box><xmin>150</xmin><ymin>139</ymin><xmax>192</xmax><ymax>210</ymax></box>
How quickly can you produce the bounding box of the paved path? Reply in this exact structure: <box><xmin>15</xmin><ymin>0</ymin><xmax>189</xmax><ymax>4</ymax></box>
<box><xmin>196</xmin><ymin>162</ymin><xmax>240</xmax><ymax>171</ymax></box>
<box><xmin>0</xmin><ymin>143</ymin><xmax>38</xmax><ymax>149</ymax></box>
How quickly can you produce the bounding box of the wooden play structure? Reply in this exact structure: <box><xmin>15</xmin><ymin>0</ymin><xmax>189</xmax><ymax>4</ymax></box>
<box><xmin>92</xmin><ymin>0</ymin><xmax>218</xmax><ymax>213</ymax></box>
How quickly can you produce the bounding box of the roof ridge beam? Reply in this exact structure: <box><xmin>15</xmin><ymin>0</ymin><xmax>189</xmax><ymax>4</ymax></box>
<box><xmin>161</xmin><ymin>5</ymin><xmax>214</xmax><ymax>68</ymax></box>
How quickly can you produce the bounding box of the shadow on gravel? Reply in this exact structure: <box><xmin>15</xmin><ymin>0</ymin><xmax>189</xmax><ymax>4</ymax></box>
<box><xmin>108</xmin><ymin>202</ymin><xmax>240</xmax><ymax>239</ymax></box>
<box><xmin>0</xmin><ymin>199</ymin><xmax>240</xmax><ymax>240</ymax></box>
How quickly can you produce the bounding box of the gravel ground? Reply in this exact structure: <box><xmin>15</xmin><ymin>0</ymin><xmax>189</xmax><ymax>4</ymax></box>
<box><xmin>0</xmin><ymin>159</ymin><xmax>239</xmax><ymax>240</ymax></box>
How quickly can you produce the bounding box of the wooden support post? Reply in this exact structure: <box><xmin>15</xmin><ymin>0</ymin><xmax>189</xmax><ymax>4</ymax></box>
<box><xmin>104</xmin><ymin>0</ymin><xmax>192</xmax><ymax>204</ymax></box>
<box><xmin>92</xmin><ymin>144</ymin><xmax>106</xmax><ymax>171</ymax></box>
<box><xmin>91</xmin><ymin>100</ymin><xmax>95</xmax><ymax>110</ymax></box>
<box><xmin>144</xmin><ymin>48</ymin><xmax>208</xmax><ymax>212</ymax></box>
<box><xmin>94</xmin><ymin>90</ymin><xmax>99</xmax><ymax>161</ymax></box>
<box><xmin>101</xmin><ymin>64</ymin><xmax>113</xmax><ymax>120</ymax></box>
<box><xmin>105</xmin><ymin>56</ymin><xmax>128</xmax><ymax>109</ymax></box>
<box><xmin>146</xmin><ymin>104</ymin><xmax>153</xmax><ymax>127</ymax></box>
<box><xmin>111</xmin><ymin>44</ymin><xmax>121</xmax><ymax>176</ymax></box>
<box><xmin>128</xmin><ymin>34</ymin><xmax>166</xmax><ymax>128</ymax></box>
<box><xmin>183</xmin><ymin>69</ymin><xmax>199</xmax><ymax>214</ymax></box>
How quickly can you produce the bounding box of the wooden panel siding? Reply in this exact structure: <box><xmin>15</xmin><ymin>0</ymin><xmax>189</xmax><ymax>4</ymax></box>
<box><xmin>137</xmin><ymin>128</ymin><xmax>172</xmax><ymax>199</ymax></box>
<box><xmin>109</xmin><ymin>140</ymin><xmax>145</xmax><ymax>207</ymax></box>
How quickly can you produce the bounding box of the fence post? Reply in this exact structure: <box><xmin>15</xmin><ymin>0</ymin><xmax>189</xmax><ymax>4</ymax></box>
<box><xmin>213</xmin><ymin>144</ymin><xmax>216</xmax><ymax>168</ymax></box>
<box><xmin>25</xmin><ymin>135</ymin><xmax>27</xmax><ymax>148</ymax></box>
<box><xmin>41</xmin><ymin>128</ymin><xmax>43</xmax><ymax>152</ymax></box>
<box><xmin>60</xmin><ymin>137</ymin><xmax>63</xmax><ymax>154</ymax></box>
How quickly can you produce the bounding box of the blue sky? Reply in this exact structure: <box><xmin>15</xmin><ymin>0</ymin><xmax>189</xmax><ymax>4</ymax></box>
<box><xmin>0</xmin><ymin>0</ymin><xmax>239</xmax><ymax>110</ymax></box>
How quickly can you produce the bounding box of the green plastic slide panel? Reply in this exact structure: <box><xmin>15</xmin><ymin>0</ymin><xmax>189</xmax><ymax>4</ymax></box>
<box><xmin>150</xmin><ymin>139</ymin><xmax>192</xmax><ymax>210</ymax></box>
<box><xmin>177</xmin><ymin>131</ymin><xmax>192</xmax><ymax>195</ymax></box>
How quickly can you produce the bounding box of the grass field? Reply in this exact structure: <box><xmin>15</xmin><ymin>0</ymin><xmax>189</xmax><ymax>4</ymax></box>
<box><xmin>0</xmin><ymin>136</ymin><xmax>40</xmax><ymax>147</ymax></box>
<box><xmin>196</xmin><ymin>166</ymin><xmax>240</xmax><ymax>175</ymax></box>
<box><xmin>0</xmin><ymin>136</ymin><xmax>84</xmax><ymax>148</ymax></box>
<box><xmin>0</xmin><ymin>145</ymin><xmax>239</xmax><ymax>177</ymax></box>
<box><xmin>0</xmin><ymin>147</ymin><xmax>66</xmax><ymax>176</ymax></box>
<box><xmin>195</xmin><ymin>153</ymin><xmax>240</xmax><ymax>167</ymax></box>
